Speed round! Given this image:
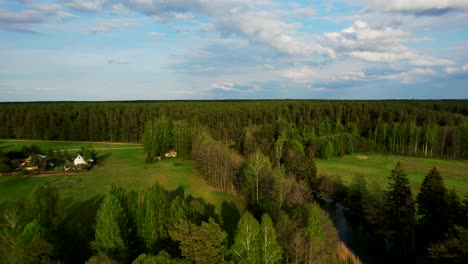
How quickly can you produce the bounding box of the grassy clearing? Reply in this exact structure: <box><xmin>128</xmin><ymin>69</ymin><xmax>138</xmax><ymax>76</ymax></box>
<box><xmin>317</xmin><ymin>153</ymin><xmax>468</xmax><ymax>195</ymax></box>
<box><xmin>0</xmin><ymin>139</ymin><xmax>141</xmax><ymax>152</ymax></box>
<box><xmin>0</xmin><ymin>140</ymin><xmax>244</xmax><ymax>211</ymax></box>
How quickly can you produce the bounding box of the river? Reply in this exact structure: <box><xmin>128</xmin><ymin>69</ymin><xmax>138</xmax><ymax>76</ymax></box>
<box><xmin>321</xmin><ymin>200</ymin><xmax>419</xmax><ymax>264</ymax></box>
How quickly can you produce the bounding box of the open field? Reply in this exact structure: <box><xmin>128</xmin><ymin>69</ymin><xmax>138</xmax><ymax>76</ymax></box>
<box><xmin>0</xmin><ymin>140</ymin><xmax>244</xmax><ymax>211</ymax></box>
<box><xmin>0</xmin><ymin>139</ymin><xmax>142</xmax><ymax>152</ymax></box>
<box><xmin>317</xmin><ymin>153</ymin><xmax>468</xmax><ymax>195</ymax></box>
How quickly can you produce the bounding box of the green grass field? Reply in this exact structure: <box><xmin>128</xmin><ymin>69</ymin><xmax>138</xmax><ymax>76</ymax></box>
<box><xmin>317</xmin><ymin>153</ymin><xmax>468</xmax><ymax>195</ymax></box>
<box><xmin>0</xmin><ymin>140</ymin><xmax>244</xmax><ymax>211</ymax></box>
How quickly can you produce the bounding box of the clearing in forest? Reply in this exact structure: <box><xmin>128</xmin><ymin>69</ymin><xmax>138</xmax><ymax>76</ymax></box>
<box><xmin>317</xmin><ymin>153</ymin><xmax>468</xmax><ymax>194</ymax></box>
<box><xmin>0</xmin><ymin>140</ymin><xmax>244</xmax><ymax>210</ymax></box>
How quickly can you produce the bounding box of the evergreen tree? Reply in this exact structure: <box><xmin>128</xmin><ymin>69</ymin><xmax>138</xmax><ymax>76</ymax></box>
<box><xmin>91</xmin><ymin>192</ymin><xmax>128</xmax><ymax>260</ymax></box>
<box><xmin>417</xmin><ymin>167</ymin><xmax>449</xmax><ymax>242</ymax></box>
<box><xmin>136</xmin><ymin>184</ymin><xmax>169</xmax><ymax>252</ymax></box>
<box><xmin>385</xmin><ymin>162</ymin><xmax>415</xmax><ymax>245</ymax></box>
<box><xmin>170</xmin><ymin>218</ymin><xmax>227</xmax><ymax>264</ymax></box>
<box><xmin>142</xmin><ymin>117</ymin><xmax>173</xmax><ymax>162</ymax></box>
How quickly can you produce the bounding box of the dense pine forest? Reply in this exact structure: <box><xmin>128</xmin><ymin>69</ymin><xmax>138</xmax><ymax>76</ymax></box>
<box><xmin>1</xmin><ymin>100</ymin><xmax>467</xmax><ymax>159</ymax></box>
<box><xmin>1</xmin><ymin>100</ymin><xmax>468</xmax><ymax>263</ymax></box>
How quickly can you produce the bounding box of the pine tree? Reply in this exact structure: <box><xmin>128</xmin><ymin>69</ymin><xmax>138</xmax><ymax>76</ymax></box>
<box><xmin>385</xmin><ymin>162</ymin><xmax>415</xmax><ymax>245</ymax></box>
<box><xmin>417</xmin><ymin>167</ymin><xmax>449</xmax><ymax>242</ymax></box>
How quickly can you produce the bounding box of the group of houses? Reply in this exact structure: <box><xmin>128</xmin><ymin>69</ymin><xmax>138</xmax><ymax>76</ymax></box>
<box><xmin>20</xmin><ymin>153</ymin><xmax>94</xmax><ymax>172</ymax></box>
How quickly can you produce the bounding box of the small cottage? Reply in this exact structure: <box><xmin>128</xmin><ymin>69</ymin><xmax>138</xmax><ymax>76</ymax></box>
<box><xmin>164</xmin><ymin>150</ymin><xmax>177</xmax><ymax>158</ymax></box>
<box><xmin>21</xmin><ymin>155</ymin><xmax>46</xmax><ymax>171</ymax></box>
<box><xmin>74</xmin><ymin>154</ymin><xmax>88</xmax><ymax>166</ymax></box>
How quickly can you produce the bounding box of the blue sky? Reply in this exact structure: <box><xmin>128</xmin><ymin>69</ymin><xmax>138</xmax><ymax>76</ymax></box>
<box><xmin>0</xmin><ymin>0</ymin><xmax>467</xmax><ymax>101</ymax></box>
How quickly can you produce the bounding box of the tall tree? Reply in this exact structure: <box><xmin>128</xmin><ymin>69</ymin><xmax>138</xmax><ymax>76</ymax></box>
<box><xmin>231</xmin><ymin>212</ymin><xmax>261</xmax><ymax>264</ymax></box>
<box><xmin>91</xmin><ymin>192</ymin><xmax>128</xmax><ymax>261</ymax></box>
<box><xmin>385</xmin><ymin>162</ymin><xmax>415</xmax><ymax>246</ymax></box>
<box><xmin>259</xmin><ymin>214</ymin><xmax>282</xmax><ymax>264</ymax></box>
<box><xmin>243</xmin><ymin>151</ymin><xmax>271</xmax><ymax>205</ymax></box>
<box><xmin>33</xmin><ymin>185</ymin><xmax>62</xmax><ymax>231</ymax></box>
<box><xmin>417</xmin><ymin>167</ymin><xmax>449</xmax><ymax>243</ymax></box>
<box><xmin>141</xmin><ymin>117</ymin><xmax>173</xmax><ymax>162</ymax></box>
<box><xmin>170</xmin><ymin>218</ymin><xmax>227</xmax><ymax>264</ymax></box>
<box><xmin>136</xmin><ymin>184</ymin><xmax>169</xmax><ymax>252</ymax></box>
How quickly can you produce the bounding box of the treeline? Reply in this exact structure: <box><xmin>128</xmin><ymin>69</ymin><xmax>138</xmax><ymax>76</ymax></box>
<box><xmin>0</xmin><ymin>183</ymin><xmax>356</xmax><ymax>264</ymax></box>
<box><xmin>321</xmin><ymin>163</ymin><xmax>468</xmax><ymax>262</ymax></box>
<box><xmin>1</xmin><ymin>100</ymin><xmax>467</xmax><ymax>159</ymax></box>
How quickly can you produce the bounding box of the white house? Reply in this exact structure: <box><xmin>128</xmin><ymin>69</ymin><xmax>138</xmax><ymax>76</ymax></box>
<box><xmin>74</xmin><ymin>154</ymin><xmax>88</xmax><ymax>166</ymax></box>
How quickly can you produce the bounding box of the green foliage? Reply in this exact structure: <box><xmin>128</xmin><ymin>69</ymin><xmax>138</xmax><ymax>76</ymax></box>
<box><xmin>170</xmin><ymin>218</ymin><xmax>227</xmax><ymax>264</ymax></box>
<box><xmin>385</xmin><ymin>162</ymin><xmax>415</xmax><ymax>244</ymax></box>
<box><xmin>17</xmin><ymin>219</ymin><xmax>52</xmax><ymax>245</ymax></box>
<box><xmin>231</xmin><ymin>212</ymin><xmax>261</xmax><ymax>264</ymax></box>
<box><xmin>136</xmin><ymin>183</ymin><xmax>170</xmax><ymax>252</ymax></box>
<box><xmin>243</xmin><ymin>151</ymin><xmax>271</xmax><ymax>205</ymax></box>
<box><xmin>85</xmin><ymin>254</ymin><xmax>118</xmax><ymax>264</ymax></box>
<box><xmin>417</xmin><ymin>167</ymin><xmax>449</xmax><ymax>242</ymax></box>
<box><xmin>33</xmin><ymin>185</ymin><xmax>62</xmax><ymax>231</ymax></box>
<box><xmin>428</xmin><ymin>226</ymin><xmax>468</xmax><ymax>263</ymax></box>
<box><xmin>259</xmin><ymin>214</ymin><xmax>282</xmax><ymax>264</ymax></box>
<box><xmin>345</xmin><ymin>175</ymin><xmax>368</xmax><ymax>221</ymax></box>
<box><xmin>172</xmin><ymin>120</ymin><xmax>191</xmax><ymax>159</ymax></box>
<box><xmin>91</xmin><ymin>192</ymin><xmax>128</xmax><ymax>260</ymax></box>
<box><xmin>142</xmin><ymin>117</ymin><xmax>173</xmax><ymax>162</ymax></box>
<box><xmin>15</xmin><ymin>219</ymin><xmax>57</xmax><ymax>264</ymax></box>
<box><xmin>132</xmin><ymin>251</ymin><xmax>182</xmax><ymax>264</ymax></box>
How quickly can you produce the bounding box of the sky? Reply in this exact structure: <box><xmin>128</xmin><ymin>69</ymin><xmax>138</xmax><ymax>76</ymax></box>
<box><xmin>0</xmin><ymin>0</ymin><xmax>467</xmax><ymax>101</ymax></box>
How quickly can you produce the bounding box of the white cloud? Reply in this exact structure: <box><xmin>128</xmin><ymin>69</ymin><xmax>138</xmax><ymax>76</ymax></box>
<box><xmin>0</xmin><ymin>10</ymin><xmax>44</xmax><ymax>24</ymax></box>
<box><xmin>212</xmin><ymin>82</ymin><xmax>237</xmax><ymax>91</ymax></box>
<box><xmin>211</xmin><ymin>82</ymin><xmax>262</xmax><ymax>93</ymax></box>
<box><xmin>378</xmin><ymin>68</ymin><xmax>436</xmax><ymax>84</ymax></box>
<box><xmin>108</xmin><ymin>59</ymin><xmax>130</xmax><ymax>64</ymax></box>
<box><xmin>65</xmin><ymin>0</ymin><xmax>108</xmax><ymax>12</ymax></box>
<box><xmin>28</xmin><ymin>3</ymin><xmax>77</xmax><ymax>21</ymax></box>
<box><xmin>368</xmin><ymin>0</ymin><xmax>468</xmax><ymax>14</ymax></box>
<box><xmin>147</xmin><ymin>31</ymin><xmax>165</xmax><ymax>38</ymax></box>
<box><xmin>323</xmin><ymin>20</ymin><xmax>453</xmax><ymax>66</ymax></box>
<box><xmin>445</xmin><ymin>63</ymin><xmax>468</xmax><ymax>74</ymax></box>
<box><xmin>120</xmin><ymin>0</ymin><xmax>335</xmax><ymax>58</ymax></box>
<box><xmin>84</xmin><ymin>19</ymin><xmax>136</xmax><ymax>34</ymax></box>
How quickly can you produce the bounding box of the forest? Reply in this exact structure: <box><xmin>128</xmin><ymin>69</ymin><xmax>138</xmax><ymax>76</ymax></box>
<box><xmin>1</xmin><ymin>100</ymin><xmax>468</xmax><ymax>263</ymax></box>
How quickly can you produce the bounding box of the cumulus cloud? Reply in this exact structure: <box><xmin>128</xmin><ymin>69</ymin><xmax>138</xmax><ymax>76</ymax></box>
<box><xmin>323</xmin><ymin>20</ymin><xmax>453</xmax><ymax>66</ymax></box>
<box><xmin>27</xmin><ymin>3</ymin><xmax>76</xmax><ymax>21</ymax></box>
<box><xmin>445</xmin><ymin>64</ymin><xmax>468</xmax><ymax>74</ymax></box>
<box><xmin>64</xmin><ymin>0</ymin><xmax>108</xmax><ymax>12</ymax></box>
<box><xmin>368</xmin><ymin>0</ymin><xmax>468</xmax><ymax>15</ymax></box>
<box><xmin>378</xmin><ymin>68</ymin><xmax>436</xmax><ymax>83</ymax></box>
<box><xmin>120</xmin><ymin>0</ymin><xmax>335</xmax><ymax>58</ymax></box>
<box><xmin>0</xmin><ymin>10</ymin><xmax>44</xmax><ymax>24</ymax></box>
<box><xmin>84</xmin><ymin>19</ymin><xmax>136</xmax><ymax>34</ymax></box>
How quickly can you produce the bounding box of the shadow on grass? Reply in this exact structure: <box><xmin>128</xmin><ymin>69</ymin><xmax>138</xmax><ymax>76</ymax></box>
<box><xmin>57</xmin><ymin>195</ymin><xmax>104</xmax><ymax>264</ymax></box>
<box><xmin>96</xmin><ymin>152</ymin><xmax>112</xmax><ymax>165</ymax></box>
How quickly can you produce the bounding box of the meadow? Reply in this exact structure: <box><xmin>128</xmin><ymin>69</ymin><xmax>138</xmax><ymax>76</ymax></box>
<box><xmin>2</xmin><ymin>140</ymin><xmax>467</xmax><ymax>209</ymax></box>
<box><xmin>0</xmin><ymin>140</ymin><xmax>244</xmax><ymax>210</ymax></box>
<box><xmin>317</xmin><ymin>153</ymin><xmax>468</xmax><ymax>195</ymax></box>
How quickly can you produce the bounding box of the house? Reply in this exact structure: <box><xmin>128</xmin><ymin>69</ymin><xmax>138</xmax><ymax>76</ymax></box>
<box><xmin>21</xmin><ymin>155</ymin><xmax>46</xmax><ymax>171</ymax></box>
<box><xmin>74</xmin><ymin>154</ymin><xmax>88</xmax><ymax>166</ymax></box>
<box><xmin>164</xmin><ymin>150</ymin><xmax>177</xmax><ymax>158</ymax></box>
